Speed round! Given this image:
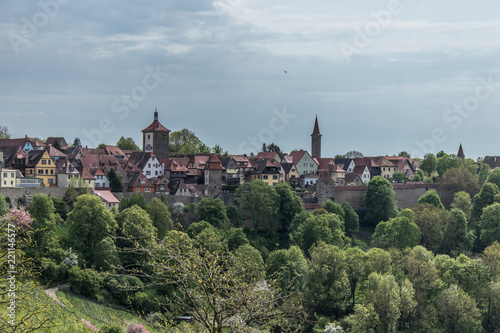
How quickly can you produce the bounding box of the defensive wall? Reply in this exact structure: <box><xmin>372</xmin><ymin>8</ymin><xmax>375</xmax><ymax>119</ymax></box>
<box><xmin>333</xmin><ymin>183</ymin><xmax>441</xmax><ymax>210</ymax></box>
<box><xmin>1</xmin><ymin>182</ymin><xmax>443</xmax><ymax>211</ymax></box>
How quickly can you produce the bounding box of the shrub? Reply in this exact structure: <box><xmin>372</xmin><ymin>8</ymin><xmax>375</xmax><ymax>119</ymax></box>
<box><xmin>100</xmin><ymin>323</ymin><xmax>124</xmax><ymax>333</ymax></box>
<box><xmin>127</xmin><ymin>323</ymin><xmax>149</xmax><ymax>333</ymax></box>
<box><xmin>68</xmin><ymin>267</ymin><xmax>104</xmax><ymax>299</ymax></box>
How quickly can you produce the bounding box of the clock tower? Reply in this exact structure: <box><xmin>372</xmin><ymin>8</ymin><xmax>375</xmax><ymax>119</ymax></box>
<box><xmin>142</xmin><ymin>108</ymin><xmax>170</xmax><ymax>159</ymax></box>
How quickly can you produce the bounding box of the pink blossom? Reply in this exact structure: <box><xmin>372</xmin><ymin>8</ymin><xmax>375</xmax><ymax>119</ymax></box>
<box><xmin>7</xmin><ymin>207</ymin><xmax>32</xmax><ymax>231</ymax></box>
<box><xmin>127</xmin><ymin>323</ymin><xmax>150</xmax><ymax>333</ymax></box>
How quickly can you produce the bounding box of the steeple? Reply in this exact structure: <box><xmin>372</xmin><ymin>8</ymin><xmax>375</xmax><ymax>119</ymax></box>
<box><xmin>154</xmin><ymin>108</ymin><xmax>158</xmax><ymax>121</ymax></box>
<box><xmin>311</xmin><ymin>114</ymin><xmax>321</xmax><ymax>136</ymax></box>
<box><xmin>457</xmin><ymin>143</ymin><xmax>465</xmax><ymax>159</ymax></box>
<box><xmin>311</xmin><ymin>115</ymin><xmax>322</xmax><ymax>159</ymax></box>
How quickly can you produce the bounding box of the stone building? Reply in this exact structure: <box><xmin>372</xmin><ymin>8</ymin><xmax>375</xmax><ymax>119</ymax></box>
<box><xmin>142</xmin><ymin>108</ymin><xmax>170</xmax><ymax>160</ymax></box>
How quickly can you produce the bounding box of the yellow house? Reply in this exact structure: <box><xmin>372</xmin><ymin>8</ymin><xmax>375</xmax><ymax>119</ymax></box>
<box><xmin>1</xmin><ymin>168</ymin><xmax>22</xmax><ymax>188</ymax></box>
<box><xmin>25</xmin><ymin>150</ymin><xmax>57</xmax><ymax>186</ymax></box>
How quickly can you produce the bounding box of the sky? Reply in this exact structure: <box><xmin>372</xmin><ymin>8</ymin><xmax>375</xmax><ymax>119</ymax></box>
<box><xmin>1</xmin><ymin>0</ymin><xmax>500</xmax><ymax>159</ymax></box>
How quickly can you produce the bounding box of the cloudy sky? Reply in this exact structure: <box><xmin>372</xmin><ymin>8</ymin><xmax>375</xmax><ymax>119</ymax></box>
<box><xmin>1</xmin><ymin>0</ymin><xmax>499</xmax><ymax>159</ymax></box>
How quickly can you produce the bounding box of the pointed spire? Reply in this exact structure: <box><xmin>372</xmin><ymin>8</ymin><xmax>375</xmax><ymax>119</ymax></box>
<box><xmin>154</xmin><ymin>108</ymin><xmax>158</xmax><ymax>121</ymax></box>
<box><xmin>311</xmin><ymin>115</ymin><xmax>321</xmax><ymax>136</ymax></box>
<box><xmin>457</xmin><ymin>143</ymin><xmax>465</xmax><ymax>159</ymax></box>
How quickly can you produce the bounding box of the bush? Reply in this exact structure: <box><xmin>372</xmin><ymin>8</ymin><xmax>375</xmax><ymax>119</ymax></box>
<box><xmin>100</xmin><ymin>324</ymin><xmax>124</xmax><ymax>333</ymax></box>
<box><xmin>127</xmin><ymin>323</ymin><xmax>149</xmax><ymax>333</ymax></box>
<box><xmin>68</xmin><ymin>266</ymin><xmax>103</xmax><ymax>299</ymax></box>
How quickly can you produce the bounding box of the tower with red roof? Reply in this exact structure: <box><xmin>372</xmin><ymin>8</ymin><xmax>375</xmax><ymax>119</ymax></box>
<box><xmin>142</xmin><ymin>108</ymin><xmax>171</xmax><ymax>160</ymax></box>
<box><xmin>311</xmin><ymin>115</ymin><xmax>322</xmax><ymax>159</ymax></box>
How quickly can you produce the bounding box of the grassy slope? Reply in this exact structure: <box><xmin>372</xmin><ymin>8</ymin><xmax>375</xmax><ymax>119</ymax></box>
<box><xmin>56</xmin><ymin>290</ymin><xmax>160</xmax><ymax>332</ymax></box>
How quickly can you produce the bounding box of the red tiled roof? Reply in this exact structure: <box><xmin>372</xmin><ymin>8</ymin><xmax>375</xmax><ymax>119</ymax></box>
<box><xmin>317</xmin><ymin>171</ymin><xmax>333</xmax><ymax>183</ymax></box>
<box><xmin>256</xmin><ymin>152</ymin><xmax>279</xmax><ymax>160</ymax></box>
<box><xmin>142</xmin><ymin>120</ymin><xmax>170</xmax><ymax>133</ymax></box>
<box><xmin>48</xmin><ymin>145</ymin><xmax>67</xmax><ymax>158</ymax></box>
<box><xmin>94</xmin><ymin>190</ymin><xmax>119</xmax><ymax>204</ymax></box>
<box><xmin>206</xmin><ymin>154</ymin><xmax>224</xmax><ymax>170</ymax></box>
<box><xmin>311</xmin><ymin>115</ymin><xmax>321</xmax><ymax>136</ymax></box>
<box><xmin>288</xmin><ymin>150</ymin><xmax>308</xmax><ymax>165</ymax></box>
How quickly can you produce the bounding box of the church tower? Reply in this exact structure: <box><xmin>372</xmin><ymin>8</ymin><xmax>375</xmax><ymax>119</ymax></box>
<box><xmin>311</xmin><ymin>115</ymin><xmax>322</xmax><ymax>159</ymax></box>
<box><xmin>142</xmin><ymin>108</ymin><xmax>171</xmax><ymax>160</ymax></box>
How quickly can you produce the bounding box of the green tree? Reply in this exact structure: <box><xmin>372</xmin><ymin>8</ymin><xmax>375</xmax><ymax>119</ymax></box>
<box><xmin>0</xmin><ymin>195</ymin><xmax>8</xmax><ymax>216</ymax></box>
<box><xmin>67</xmin><ymin>194</ymin><xmax>117</xmax><ymax>265</ymax></box>
<box><xmin>169</xmin><ymin>128</ymin><xmax>210</xmax><ymax>154</ymax></box>
<box><xmin>437</xmin><ymin>285</ymin><xmax>481</xmax><ymax>333</ymax></box>
<box><xmin>440</xmin><ymin>166</ymin><xmax>480</xmax><ymax>207</ymax></box>
<box><xmin>372</xmin><ymin>209</ymin><xmax>421</xmax><ymax>250</ymax></box>
<box><xmin>234</xmin><ymin>244</ymin><xmax>265</xmax><ymax>281</ymax></box>
<box><xmin>120</xmin><ymin>231</ymin><xmax>306</xmax><ymax>332</ymax></box>
<box><xmin>343</xmin><ymin>247</ymin><xmax>367</xmax><ymax>309</ymax></box>
<box><xmin>266</xmin><ymin>245</ymin><xmax>308</xmax><ymax>291</ymax></box>
<box><xmin>196</xmin><ymin>197</ymin><xmax>230</xmax><ymax>229</ymax></box>
<box><xmin>478</xmin><ymin>163</ymin><xmax>491</xmax><ymax>183</ymax></box>
<box><xmin>275</xmin><ymin>182</ymin><xmax>303</xmax><ymax>232</ymax></box>
<box><xmin>226</xmin><ymin>204</ymin><xmax>243</xmax><ymax>227</ymax></box>
<box><xmin>107</xmin><ymin>168</ymin><xmax>124</xmax><ymax>192</ymax></box>
<box><xmin>290</xmin><ymin>213</ymin><xmax>345</xmax><ymax>255</ymax></box>
<box><xmin>450</xmin><ymin>191</ymin><xmax>472</xmax><ymax>218</ymax></box>
<box><xmin>96</xmin><ymin>143</ymin><xmax>106</xmax><ymax>149</ymax></box>
<box><xmin>463</xmin><ymin>158</ymin><xmax>479</xmax><ymax>176</ymax></box>
<box><xmin>392</xmin><ymin>171</ymin><xmax>404</xmax><ymax>183</ymax></box>
<box><xmin>399</xmin><ymin>278</ymin><xmax>417</xmax><ymax>331</ymax></box>
<box><xmin>305</xmin><ymin>242</ymin><xmax>350</xmax><ymax>316</ymax></box>
<box><xmin>487</xmin><ymin>167</ymin><xmax>500</xmax><ymax>189</ymax></box>
<box><xmin>147</xmin><ymin>197</ymin><xmax>173</xmax><ymax>239</ymax></box>
<box><xmin>470</xmin><ymin>182</ymin><xmax>499</xmax><ymax>230</ymax></box>
<box><xmin>398</xmin><ymin>151</ymin><xmax>410</xmax><ymax>157</ymax></box>
<box><xmin>345</xmin><ymin>304</ymin><xmax>379</xmax><ymax>333</ymax></box>
<box><xmin>411</xmin><ymin>169</ymin><xmax>424</xmax><ymax>182</ymax></box>
<box><xmin>436</xmin><ymin>154</ymin><xmax>462</xmax><ymax>177</ymax></box>
<box><xmin>49</xmin><ymin>196</ymin><xmax>69</xmax><ymax>221</ymax></box>
<box><xmin>212</xmin><ymin>144</ymin><xmax>227</xmax><ymax>155</ymax></box>
<box><xmin>237</xmin><ymin>180</ymin><xmax>280</xmax><ymax>235</ymax></box>
<box><xmin>28</xmin><ymin>194</ymin><xmax>58</xmax><ymax>259</ymax></box>
<box><xmin>417</xmin><ymin>190</ymin><xmax>445</xmax><ymax>209</ymax></box>
<box><xmin>341</xmin><ymin>202</ymin><xmax>359</xmax><ymax>231</ymax></box>
<box><xmin>224</xmin><ymin>228</ymin><xmax>249</xmax><ymax>251</ymax></box>
<box><xmin>419</xmin><ymin>153</ymin><xmax>437</xmax><ymax>176</ymax></box>
<box><xmin>63</xmin><ymin>182</ymin><xmax>91</xmax><ymax>210</ymax></box>
<box><xmin>479</xmin><ymin>202</ymin><xmax>500</xmax><ymax>247</ymax></box>
<box><xmin>94</xmin><ymin>236</ymin><xmax>120</xmax><ymax>271</ymax></box>
<box><xmin>322</xmin><ymin>200</ymin><xmax>345</xmax><ymax>221</ymax></box>
<box><xmin>116</xmin><ymin>136</ymin><xmax>140</xmax><ymax>151</ymax></box>
<box><xmin>442</xmin><ymin>209</ymin><xmax>473</xmax><ymax>255</ymax></box>
<box><xmin>72</xmin><ymin>137</ymin><xmax>81</xmax><ymax>147</ymax></box>
<box><xmin>119</xmin><ymin>193</ymin><xmax>148</xmax><ymax>212</ymax></box>
<box><xmin>0</xmin><ymin>125</ymin><xmax>10</xmax><ymax>139</ymax></box>
<box><xmin>365</xmin><ymin>176</ymin><xmax>399</xmax><ymax>225</ymax></box>
<box><xmin>412</xmin><ymin>203</ymin><xmax>449</xmax><ymax>254</ymax></box>
<box><xmin>346</xmin><ymin>150</ymin><xmax>363</xmax><ymax>158</ymax></box>
<box><xmin>486</xmin><ymin>281</ymin><xmax>500</xmax><ymax>331</ymax></box>
<box><xmin>363</xmin><ymin>272</ymin><xmax>401</xmax><ymax>333</ymax></box>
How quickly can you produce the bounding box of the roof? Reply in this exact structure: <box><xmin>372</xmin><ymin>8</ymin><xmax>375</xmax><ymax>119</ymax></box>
<box><xmin>128</xmin><ymin>171</ymin><xmax>154</xmax><ymax>188</ymax></box>
<box><xmin>317</xmin><ymin>171</ymin><xmax>334</xmax><ymax>183</ymax></box>
<box><xmin>94</xmin><ymin>190</ymin><xmax>120</xmax><ymax>204</ymax></box>
<box><xmin>311</xmin><ymin>115</ymin><xmax>321</xmax><ymax>136</ymax></box>
<box><xmin>0</xmin><ymin>138</ymin><xmax>30</xmax><ymax>148</ymax></box>
<box><xmin>281</xmin><ymin>163</ymin><xmax>296</xmax><ymax>174</ymax></box>
<box><xmin>206</xmin><ymin>154</ymin><xmax>224</xmax><ymax>170</ymax></box>
<box><xmin>288</xmin><ymin>150</ymin><xmax>311</xmax><ymax>165</ymax></box>
<box><xmin>345</xmin><ymin>174</ymin><xmax>363</xmax><ymax>183</ymax></box>
<box><xmin>457</xmin><ymin>144</ymin><xmax>465</xmax><ymax>159</ymax></box>
<box><xmin>47</xmin><ymin>145</ymin><xmax>67</xmax><ymax>158</ymax></box>
<box><xmin>105</xmin><ymin>145</ymin><xmax>126</xmax><ymax>157</ymax></box>
<box><xmin>45</xmin><ymin>137</ymin><xmax>68</xmax><ymax>148</ymax></box>
<box><xmin>483</xmin><ymin>156</ymin><xmax>500</xmax><ymax>169</ymax></box>
<box><xmin>256</xmin><ymin>152</ymin><xmax>279</xmax><ymax>161</ymax></box>
<box><xmin>142</xmin><ymin>110</ymin><xmax>170</xmax><ymax>133</ymax></box>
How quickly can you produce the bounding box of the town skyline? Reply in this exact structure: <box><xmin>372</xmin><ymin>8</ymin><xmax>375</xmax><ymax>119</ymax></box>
<box><xmin>1</xmin><ymin>0</ymin><xmax>500</xmax><ymax>159</ymax></box>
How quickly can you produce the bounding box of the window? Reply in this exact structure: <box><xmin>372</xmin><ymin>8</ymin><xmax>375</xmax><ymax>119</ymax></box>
<box><xmin>146</xmin><ymin>171</ymin><xmax>151</xmax><ymax>175</ymax></box>
<box><xmin>304</xmin><ymin>163</ymin><xmax>307</xmax><ymax>167</ymax></box>
<box><xmin>3</xmin><ymin>173</ymin><xmax>6</xmax><ymax>178</ymax></box>
<box><xmin>310</xmin><ymin>163</ymin><xmax>313</xmax><ymax>167</ymax></box>
<box><xmin>136</xmin><ymin>188</ymin><xmax>140</xmax><ymax>192</ymax></box>
<box><xmin>155</xmin><ymin>171</ymin><xmax>158</xmax><ymax>175</ymax></box>
<box><xmin>273</xmin><ymin>175</ymin><xmax>278</xmax><ymax>180</ymax></box>
<box><xmin>263</xmin><ymin>175</ymin><xmax>268</xmax><ymax>180</ymax></box>
<box><xmin>10</xmin><ymin>181</ymin><xmax>13</xmax><ymax>185</ymax></box>
<box><xmin>45</xmin><ymin>169</ymin><xmax>48</xmax><ymax>174</ymax></box>
<box><xmin>148</xmin><ymin>164</ymin><xmax>151</xmax><ymax>168</ymax></box>
<box><xmin>145</xmin><ymin>188</ymin><xmax>151</xmax><ymax>193</ymax></box>
<box><xmin>96</xmin><ymin>183</ymin><xmax>100</xmax><ymax>187</ymax></box>
<box><xmin>42</xmin><ymin>160</ymin><xmax>46</xmax><ymax>165</ymax></box>
<box><xmin>38</xmin><ymin>169</ymin><xmax>43</xmax><ymax>175</ymax></box>
<box><xmin>11</xmin><ymin>173</ymin><xmax>14</xmax><ymax>178</ymax></box>
<box><xmin>140</xmin><ymin>180</ymin><xmax>146</xmax><ymax>184</ymax></box>
<box><xmin>48</xmin><ymin>179</ymin><xmax>53</xmax><ymax>184</ymax></box>
<box><xmin>50</xmin><ymin>170</ymin><xmax>54</xmax><ymax>175</ymax></box>
<box><xmin>148</xmin><ymin>135</ymin><xmax>151</xmax><ymax>139</ymax></box>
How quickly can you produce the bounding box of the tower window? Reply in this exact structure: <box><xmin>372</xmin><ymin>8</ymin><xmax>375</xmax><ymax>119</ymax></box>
<box><xmin>148</xmin><ymin>135</ymin><xmax>151</xmax><ymax>139</ymax></box>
